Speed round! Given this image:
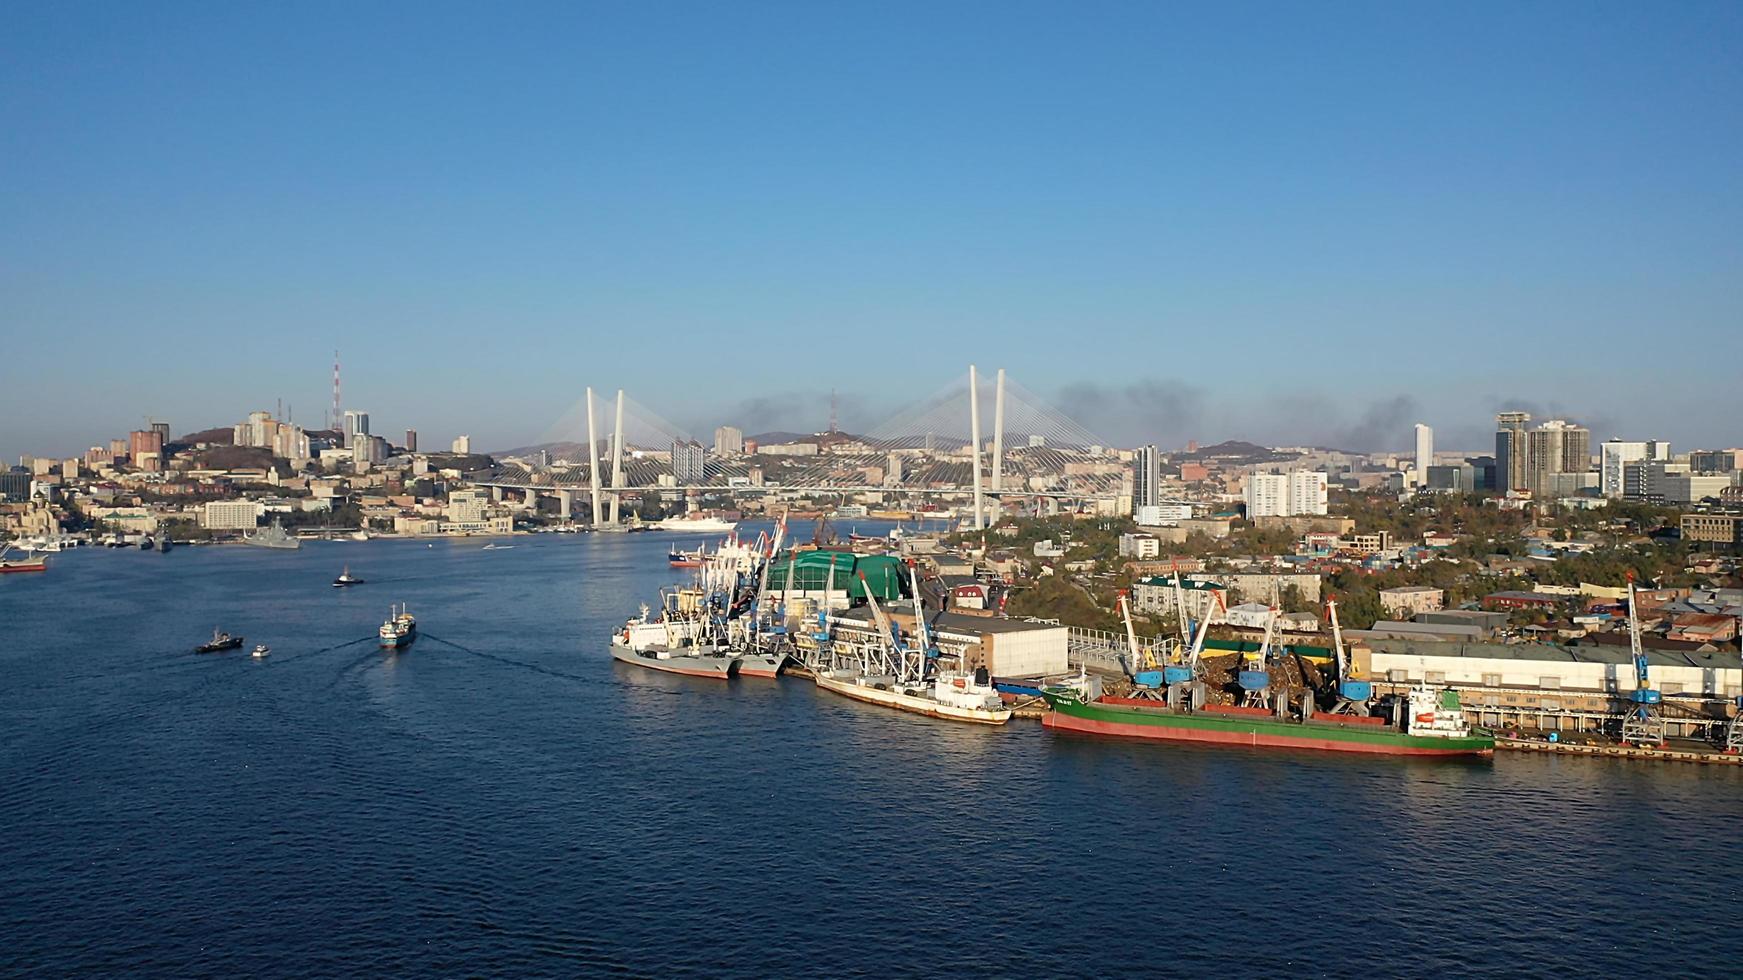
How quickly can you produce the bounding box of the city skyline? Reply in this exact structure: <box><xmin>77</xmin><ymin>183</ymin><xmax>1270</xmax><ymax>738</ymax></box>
<box><xmin>2</xmin><ymin>371</ymin><xmax>1729</xmax><ymax>465</ymax></box>
<box><xmin>4</xmin><ymin>3</ymin><xmax>1741</xmax><ymax>458</ymax></box>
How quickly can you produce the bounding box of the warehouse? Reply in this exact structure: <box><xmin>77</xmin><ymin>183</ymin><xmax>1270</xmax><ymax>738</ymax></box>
<box><xmin>831</xmin><ymin>606</ymin><xmax>1068</xmax><ymax>679</ymax></box>
<box><xmin>1359</xmin><ymin>638</ymin><xmax>1742</xmax><ymax>738</ymax></box>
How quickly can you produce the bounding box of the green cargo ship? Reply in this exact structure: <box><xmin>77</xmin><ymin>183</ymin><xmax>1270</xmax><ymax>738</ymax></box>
<box><xmin>1040</xmin><ymin>687</ymin><xmax>1495</xmax><ymax>758</ymax></box>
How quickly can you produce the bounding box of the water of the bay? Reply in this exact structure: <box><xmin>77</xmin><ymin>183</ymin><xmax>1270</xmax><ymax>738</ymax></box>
<box><xmin>3</xmin><ymin>522</ymin><xmax>1738</xmax><ymax>977</ymax></box>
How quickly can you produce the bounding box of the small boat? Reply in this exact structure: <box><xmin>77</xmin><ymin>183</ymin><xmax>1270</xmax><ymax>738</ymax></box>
<box><xmin>251</xmin><ymin>644</ymin><xmax>271</xmax><ymax>659</ymax></box>
<box><xmin>378</xmin><ymin>604</ymin><xmax>417</xmax><ymax>649</ymax></box>
<box><xmin>332</xmin><ymin>565</ymin><xmax>365</xmax><ymax>587</ymax></box>
<box><xmin>668</xmin><ymin>547</ymin><xmax>705</xmax><ymax>568</ymax></box>
<box><xmin>196</xmin><ymin>628</ymin><xmax>244</xmax><ymax>654</ymax></box>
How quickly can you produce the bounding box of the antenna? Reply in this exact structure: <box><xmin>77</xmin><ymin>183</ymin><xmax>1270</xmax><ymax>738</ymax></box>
<box><xmin>829</xmin><ymin>389</ymin><xmax>838</xmax><ymax>434</ymax></box>
<box><xmin>331</xmin><ymin>349</ymin><xmax>342</xmax><ymax>433</ymax></box>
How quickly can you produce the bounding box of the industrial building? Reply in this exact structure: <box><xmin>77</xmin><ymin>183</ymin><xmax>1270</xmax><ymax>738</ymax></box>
<box><xmin>1360</xmin><ymin>638</ymin><xmax>1741</xmax><ymax>739</ymax></box>
<box><xmin>830</xmin><ymin>605</ymin><xmax>1068</xmax><ymax>679</ymax></box>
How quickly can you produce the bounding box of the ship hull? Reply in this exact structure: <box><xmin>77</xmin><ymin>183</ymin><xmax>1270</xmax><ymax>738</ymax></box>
<box><xmin>610</xmin><ymin>645</ymin><xmax>734</xmax><ymax>678</ymax></box>
<box><xmin>1042</xmin><ymin>698</ymin><xmax>1493</xmax><ymax>757</ymax></box>
<box><xmin>734</xmin><ymin>652</ymin><xmax>786</xmax><ymax>679</ymax></box>
<box><xmin>0</xmin><ymin>562</ymin><xmax>48</xmax><ymax>574</ymax></box>
<box><xmin>814</xmin><ymin>672</ymin><xmax>1011</xmax><ymax>725</ymax></box>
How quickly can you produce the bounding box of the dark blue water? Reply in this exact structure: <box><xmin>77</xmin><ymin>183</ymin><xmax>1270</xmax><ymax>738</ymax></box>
<box><xmin>4</xmin><ymin>527</ymin><xmax>1739</xmax><ymax>977</ymax></box>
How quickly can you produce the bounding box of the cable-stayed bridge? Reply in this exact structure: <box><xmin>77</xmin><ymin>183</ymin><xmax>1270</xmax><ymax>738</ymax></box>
<box><xmin>474</xmin><ymin>366</ymin><xmax>1132</xmax><ymax>527</ymax></box>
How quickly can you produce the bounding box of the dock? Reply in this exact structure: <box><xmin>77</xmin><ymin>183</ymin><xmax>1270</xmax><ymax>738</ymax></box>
<box><xmin>1496</xmin><ymin>736</ymin><xmax>1742</xmax><ymax>765</ymax></box>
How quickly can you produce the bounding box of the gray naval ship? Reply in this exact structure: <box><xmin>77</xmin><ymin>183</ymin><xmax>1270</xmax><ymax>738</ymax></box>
<box><xmin>242</xmin><ymin>520</ymin><xmax>302</xmax><ymax>550</ymax></box>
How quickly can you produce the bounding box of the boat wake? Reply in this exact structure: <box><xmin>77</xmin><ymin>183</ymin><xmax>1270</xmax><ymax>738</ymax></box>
<box><xmin>419</xmin><ymin>632</ymin><xmax>592</xmax><ymax>685</ymax></box>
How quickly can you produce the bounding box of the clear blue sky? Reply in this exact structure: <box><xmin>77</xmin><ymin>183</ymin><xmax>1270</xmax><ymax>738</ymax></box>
<box><xmin>4</xmin><ymin>1</ymin><xmax>1740</xmax><ymax>459</ymax></box>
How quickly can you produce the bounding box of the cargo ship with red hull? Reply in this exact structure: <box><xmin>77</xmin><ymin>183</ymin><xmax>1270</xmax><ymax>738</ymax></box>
<box><xmin>1040</xmin><ymin>687</ymin><xmax>1495</xmax><ymax>758</ymax></box>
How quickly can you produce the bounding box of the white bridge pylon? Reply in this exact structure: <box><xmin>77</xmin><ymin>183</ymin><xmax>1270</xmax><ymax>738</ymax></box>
<box><xmin>493</xmin><ymin>368</ymin><xmax>1125</xmax><ymax>518</ymax></box>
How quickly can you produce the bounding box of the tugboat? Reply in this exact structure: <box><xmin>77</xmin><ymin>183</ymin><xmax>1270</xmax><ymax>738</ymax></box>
<box><xmin>378</xmin><ymin>604</ymin><xmax>417</xmax><ymax>649</ymax></box>
<box><xmin>332</xmin><ymin>565</ymin><xmax>365</xmax><ymax>587</ymax></box>
<box><xmin>195</xmin><ymin>628</ymin><xmax>244</xmax><ymax>654</ymax></box>
<box><xmin>251</xmin><ymin>644</ymin><xmax>271</xmax><ymax>659</ymax></box>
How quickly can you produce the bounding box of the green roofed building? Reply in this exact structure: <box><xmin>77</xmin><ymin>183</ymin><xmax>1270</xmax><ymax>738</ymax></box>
<box><xmin>765</xmin><ymin>550</ymin><xmax>908</xmax><ymax>601</ymax></box>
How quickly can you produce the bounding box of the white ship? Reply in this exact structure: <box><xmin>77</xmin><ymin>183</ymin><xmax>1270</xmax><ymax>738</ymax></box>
<box><xmin>814</xmin><ymin>668</ymin><xmax>1012</xmax><ymax>725</ymax></box>
<box><xmin>810</xmin><ymin>564</ymin><xmax>1011</xmax><ymax>725</ymax></box>
<box><xmin>652</xmin><ymin>513</ymin><xmax>739</xmax><ymax>534</ymax></box>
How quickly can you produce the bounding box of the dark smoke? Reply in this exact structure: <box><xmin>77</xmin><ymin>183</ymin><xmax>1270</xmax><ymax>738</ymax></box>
<box><xmin>1055</xmin><ymin>378</ymin><xmax>1207</xmax><ymax>447</ymax></box>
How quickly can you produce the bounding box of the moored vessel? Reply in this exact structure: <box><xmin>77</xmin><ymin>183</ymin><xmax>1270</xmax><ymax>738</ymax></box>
<box><xmin>1038</xmin><ymin>686</ymin><xmax>1495</xmax><ymax>757</ymax></box>
<box><xmin>242</xmin><ymin>521</ymin><xmax>302</xmax><ymax>550</ymax></box>
<box><xmin>809</xmin><ymin>564</ymin><xmax>1011</xmax><ymax>725</ymax></box>
<box><xmin>814</xmin><ymin>667</ymin><xmax>1013</xmax><ymax>725</ymax></box>
<box><xmin>609</xmin><ymin>595</ymin><xmax>735</xmax><ymax>678</ymax></box>
<box><xmin>0</xmin><ymin>545</ymin><xmax>48</xmax><ymax>574</ymax></box>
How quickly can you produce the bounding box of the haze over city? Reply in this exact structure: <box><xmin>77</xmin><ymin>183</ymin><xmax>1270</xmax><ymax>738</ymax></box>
<box><xmin>4</xmin><ymin>2</ymin><xmax>1740</xmax><ymax>459</ymax></box>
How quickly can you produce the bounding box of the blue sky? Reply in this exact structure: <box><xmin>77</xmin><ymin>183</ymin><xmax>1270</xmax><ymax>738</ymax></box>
<box><xmin>4</xmin><ymin>1</ymin><xmax>1740</xmax><ymax>459</ymax></box>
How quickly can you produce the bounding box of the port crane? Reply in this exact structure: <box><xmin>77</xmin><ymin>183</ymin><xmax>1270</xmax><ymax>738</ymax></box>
<box><xmin>1727</xmin><ymin>689</ymin><xmax>1743</xmax><ymax>753</ymax></box>
<box><xmin>1118</xmin><ymin>591</ymin><xmax>1168</xmax><ymax>700</ymax></box>
<box><xmin>1620</xmin><ymin>575</ymin><xmax>1666</xmax><ymax>746</ymax></box>
<box><xmin>1171</xmin><ymin>601</ymin><xmax>1214</xmax><ymax>710</ymax></box>
<box><xmin>1324</xmin><ymin>595</ymin><xmax>1372</xmax><ymax>715</ymax></box>
<box><xmin>1239</xmin><ymin>589</ymin><xmax>1279</xmax><ymax>711</ymax></box>
<box><xmin>1164</xmin><ymin>572</ymin><xmax>1199</xmax><ymax>687</ymax></box>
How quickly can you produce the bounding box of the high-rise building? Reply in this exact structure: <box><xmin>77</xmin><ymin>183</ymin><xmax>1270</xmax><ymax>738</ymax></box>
<box><xmin>404</xmin><ymin>429</ymin><xmax>417</xmax><ymax>453</ymax></box>
<box><xmin>342</xmin><ymin>410</ymin><xmax>370</xmax><ymax>445</ymax></box>
<box><xmin>1243</xmin><ymin>470</ymin><xmax>1328</xmax><ymax>517</ymax></box>
<box><xmin>1288</xmin><ymin>470</ymin><xmax>1329</xmax><ymax>515</ymax></box>
<box><xmin>1687</xmin><ymin>449</ymin><xmax>1742</xmax><ymax>473</ymax></box>
<box><xmin>672</xmin><ymin>440</ymin><xmax>706</xmax><ymax>484</ymax></box>
<box><xmin>128</xmin><ymin>429</ymin><xmax>164</xmax><ymax>466</ymax></box>
<box><xmin>1133</xmin><ymin>445</ymin><xmax>1161</xmax><ymax>510</ymax></box>
<box><xmin>150</xmin><ymin>421</ymin><xmax>170</xmax><ymax>445</ymax></box>
<box><xmin>1413</xmin><ymin>423</ymin><xmax>1433</xmax><ymax>487</ymax></box>
<box><xmin>1523</xmin><ymin>419</ymin><xmax>1590</xmax><ymax>496</ymax></box>
<box><xmin>886</xmin><ymin>453</ymin><xmax>904</xmax><ymax>485</ymax></box>
<box><xmin>451</xmin><ymin>435</ymin><xmax>471</xmax><ymax>454</ymax></box>
<box><xmin>1600</xmin><ymin>440</ymin><xmax>1670</xmax><ymax>497</ymax></box>
<box><xmin>712</xmin><ymin>426</ymin><xmax>744</xmax><ymax>456</ymax></box>
<box><xmin>1495</xmin><ymin>412</ymin><xmax>1530</xmax><ymax>493</ymax></box>
<box><xmin>1245</xmin><ymin>473</ymin><xmax>1289</xmax><ymax>517</ymax></box>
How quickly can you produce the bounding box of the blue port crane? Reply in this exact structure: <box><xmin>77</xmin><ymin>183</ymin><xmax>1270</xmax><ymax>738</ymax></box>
<box><xmin>1163</xmin><ymin>572</ymin><xmax>1200</xmax><ymax>688</ymax></box>
<box><xmin>1324</xmin><ymin>595</ymin><xmax>1372</xmax><ymax>715</ymax></box>
<box><xmin>1621</xmin><ymin>575</ymin><xmax>1666</xmax><ymax>746</ymax></box>
<box><xmin>1119</xmin><ymin>590</ymin><xmax>1168</xmax><ymax>700</ymax></box>
<box><xmin>1239</xmin><ymin>597</ymin><xmax>1278</xmax><ymax>710</ymax></box>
